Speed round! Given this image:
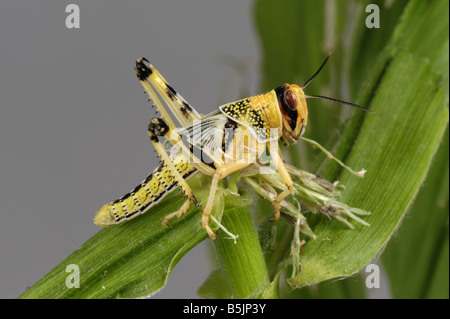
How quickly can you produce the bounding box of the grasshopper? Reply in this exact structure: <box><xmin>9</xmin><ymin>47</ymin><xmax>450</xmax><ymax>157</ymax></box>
<box><xmin>94</xmin><ymin>55</ymin><xmax>372</xmax><ymax>239</ymax></box>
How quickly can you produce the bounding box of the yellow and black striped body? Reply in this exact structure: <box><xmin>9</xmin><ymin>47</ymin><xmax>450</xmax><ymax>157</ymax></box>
<box><xmin>94</xmin><ymin>153</ymin><xmax>197</xmax><ymax>226</ymax></box>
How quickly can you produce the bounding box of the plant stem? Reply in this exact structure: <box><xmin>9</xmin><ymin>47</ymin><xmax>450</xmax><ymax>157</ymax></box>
<box><xmin>214</xmin><ymin>203</ymin><xmax>270</xmax><ymax>298</ymax></box>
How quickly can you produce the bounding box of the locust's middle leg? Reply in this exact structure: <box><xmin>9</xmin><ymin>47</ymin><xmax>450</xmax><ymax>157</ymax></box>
<box><xmin>147</xmin><ymin>117</ymin><xmax>198</xmax><ymax>224</ymax></box>
<box><xmin>201</xmin><ymin>162</ymin><xmax>249</xmax><ymax>239</ymax></box>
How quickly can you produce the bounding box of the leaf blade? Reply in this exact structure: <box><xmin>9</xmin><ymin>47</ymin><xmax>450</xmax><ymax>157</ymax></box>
<box><xmin>289</xmin><ymin>50</ymin><xmax>448</xmax><ymax>288</ymax></box>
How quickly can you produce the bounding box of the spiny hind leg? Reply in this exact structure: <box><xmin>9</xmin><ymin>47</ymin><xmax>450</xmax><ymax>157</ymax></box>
<box><xmin>135</xmin><ymin>57</ymin><xmax>201</xmax><ymax>127</ymax></box>
<box><xmin>148</xmin><ymin>117</ymin><xmax>198</xmax><ymax>208</ymax></box>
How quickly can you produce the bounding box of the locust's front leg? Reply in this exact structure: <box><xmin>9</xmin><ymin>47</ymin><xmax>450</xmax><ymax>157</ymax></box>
<box><xmin>300</xmin><ymin>136</ymin><xmax>366</xmax><ymax>177</ymax></box>
<box><xmin>269</xmin><ymin>144</ymin><xmax>294</xmax><ymax>222</ymax></box>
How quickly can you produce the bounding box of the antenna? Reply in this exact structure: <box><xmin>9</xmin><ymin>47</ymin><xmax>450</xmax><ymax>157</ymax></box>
<box><xmin>305</xmin><ymin>95</ymin><xmax>375</xmax><ymax>113</ymax></box>
<box><xmin>302</xmin><ymin>53</ymin><xmax>331</xmax><ymax>89</ymax></box>
<box><xmin>302</xmin><ymin>54</ymin><xmax>374</xmax><ymax>113</ymax></box>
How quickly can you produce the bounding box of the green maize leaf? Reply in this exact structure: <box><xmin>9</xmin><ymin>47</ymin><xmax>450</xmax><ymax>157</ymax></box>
<box><xmin>254</xmin><ymin>0</ymin><xmax>448</xmax><ymax>297</ymax></box>
<box><xmin>382</xmin><ymin>128</ymin><xmax>449</xmax><ymax>299</ymax></box>
<box><xmin>20</xmin><ymin>175</ymin><xmax>270</xmax><ymax>299</ymax></box>
<box><xmin>289</xmin><ymin>50</ymin><xmax>447</xmax><ymax>288</ymax></box>
<box><xmin>19</xmin><ymin>189</ymin><xmax>208</xmax><ymax>298</ymax></box>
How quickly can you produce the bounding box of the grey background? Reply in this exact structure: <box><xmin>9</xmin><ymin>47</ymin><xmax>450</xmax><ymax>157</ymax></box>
<box><xmin>0</xmin><ymin>0</ymin><xmax>261</xmax><ymax>298</ymax></box>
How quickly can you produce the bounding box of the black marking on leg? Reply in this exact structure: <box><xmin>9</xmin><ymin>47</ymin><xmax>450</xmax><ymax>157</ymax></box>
<box><xmin>180</xmin><ymin>106</ymin><xmax>189</xmax><ymax>119</ymax></box>
<box><xmin>148</xmin><ymin>118</ymin><xmax>170</xmax><ymax>138</ymax></box>
<box><xmin>182</xmin><ymin>101</ymin><xmax>193</xmax><ymax>112</ymax></box>
<box><xmin>179</xmin><ymin>101</ymin><xmax>194</xmax><ymax>119</ymax></box>
<box><xmin>165</xmin><ymin>83</ymin><xmax>177</xmax><ymax>101</ymax></box>
<box><xmin>148</xmin><ymin>130</ymin><xmax>159</xmax><ymax>142</ymax></box>
<box><xmin>136</xmin><ymin>57</ymin><xmax>152</xmax><ymax>81</ymax></box>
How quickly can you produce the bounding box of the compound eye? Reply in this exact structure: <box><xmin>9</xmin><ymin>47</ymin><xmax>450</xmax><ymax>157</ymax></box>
<box><xmin>284</xmin><ymin>90</ymin><xmax>298</xmax><ymax>111</ymax></box>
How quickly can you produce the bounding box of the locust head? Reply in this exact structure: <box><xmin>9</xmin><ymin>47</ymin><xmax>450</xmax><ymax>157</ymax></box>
<box><xmin>276</xmin><ymin>84</ymin><xmax>308</xmax><ymax>146</ymax></box>
<box><xmin>276</xmin><ymin>55</ymin><xmax>373</xmax><ymax>146</ymax></box>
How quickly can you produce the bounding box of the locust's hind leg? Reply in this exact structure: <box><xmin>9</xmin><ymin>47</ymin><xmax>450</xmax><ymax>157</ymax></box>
<box><xmin>148</xmin><ymin>117</ymin><xmax>198</xmax><ymax>224</ymax></box>
<box><xmin>135</xmin><ymin>57</ymin><xmax>201</xmax><ymax>127</ymax></box>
